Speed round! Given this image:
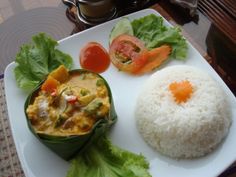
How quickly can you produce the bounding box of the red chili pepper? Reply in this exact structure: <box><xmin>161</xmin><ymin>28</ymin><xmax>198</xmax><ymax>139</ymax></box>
<box><xmin>67</xmin><ymin>95</ymin><xmax>77</xmax><ymax>104</ymax></box>
<box><xmin>50</xmin><ymin>89</ymin><xmax>57</xmax><ymax>96</ymax></box>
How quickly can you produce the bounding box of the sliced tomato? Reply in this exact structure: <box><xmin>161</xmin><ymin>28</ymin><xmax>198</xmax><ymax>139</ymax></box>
<box><xmin>80</xmin><ymin>42</ymin><xmax>110</xmax><ymax>73</ymax></box>
<box><xmin>109</xmin><ymin>34</ymin><xmax>148</xmax><ymax>73</ymax></box>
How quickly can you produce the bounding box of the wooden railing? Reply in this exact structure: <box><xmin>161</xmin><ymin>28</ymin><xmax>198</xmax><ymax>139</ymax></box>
<box><xmin>198</xmin><ymin>0</ymin><xmax>236</xmax><ymax>94</ymax></box>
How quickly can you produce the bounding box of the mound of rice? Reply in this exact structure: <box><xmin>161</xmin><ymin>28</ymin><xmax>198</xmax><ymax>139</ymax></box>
<box><xmin>135</xmin><ymin>65</ymin><xmax>232</xmax><ymax>158</ymax></box>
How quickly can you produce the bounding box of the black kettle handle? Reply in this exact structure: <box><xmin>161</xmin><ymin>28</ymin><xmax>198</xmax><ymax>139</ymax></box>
<box><xmin>62</xmin><ymin>0</ymin><xmax>77</xmax><ymax>7</ymax></box>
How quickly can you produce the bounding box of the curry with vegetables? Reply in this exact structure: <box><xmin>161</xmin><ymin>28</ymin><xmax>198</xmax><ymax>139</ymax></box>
<box><xmin>26</xmin><ymin>65</ymin><xmax>110</xmax><ymax>136</ymax></box>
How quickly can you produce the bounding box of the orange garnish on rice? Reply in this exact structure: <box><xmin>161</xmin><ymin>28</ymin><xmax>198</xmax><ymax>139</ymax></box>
<box><xmin>169</xmin><ymin>80</ymin><xmax>193</xmax><ymax>103</ymax></box>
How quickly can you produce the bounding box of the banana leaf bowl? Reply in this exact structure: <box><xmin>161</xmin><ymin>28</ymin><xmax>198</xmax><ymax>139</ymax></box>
<box><xmin>24</xmin><ymin>69</ymin><xmax>117</xmax><ymax>160</ymax></box>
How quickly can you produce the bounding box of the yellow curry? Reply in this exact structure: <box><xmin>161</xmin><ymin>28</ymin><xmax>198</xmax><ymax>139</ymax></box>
<box><xmin>26</xmin><ymin>66</ymin><xmax>110</xmax><ymax>136</ymax></box>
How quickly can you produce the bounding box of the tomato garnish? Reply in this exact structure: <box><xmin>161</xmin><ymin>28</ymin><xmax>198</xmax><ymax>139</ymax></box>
<box><xmin>109</xmin><ymin>34</ymin><xmax>172</xmax><ymax>75</ymax></box>
<box><xmin>109</xmin><ymin>34</ymin><xmax>148</xmax><ymax>74</ymax></box>
<box><xmin>80</xmin><ymin>42</ymin><xmax>110</xmax><ymax>73</ymax></box>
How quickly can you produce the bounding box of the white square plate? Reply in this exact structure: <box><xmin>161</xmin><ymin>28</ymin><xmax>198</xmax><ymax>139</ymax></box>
<box><xmin>4</xmin><ymin>9</ymin><xmax>236</xmax><ymax>177</ymax></box>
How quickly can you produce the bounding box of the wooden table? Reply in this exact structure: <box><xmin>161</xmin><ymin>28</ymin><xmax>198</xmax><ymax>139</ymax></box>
<box><xmin>0</xmin><ymin>0</ymin><xmax>235</xmax><ymax>177</ymax></box>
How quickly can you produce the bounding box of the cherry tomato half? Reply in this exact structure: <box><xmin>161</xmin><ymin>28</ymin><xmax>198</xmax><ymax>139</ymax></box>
<box><xmin>109</xmin><ymin>34</ymin><xmax>148</xmax><ymax>74</ymax></box>
<box><xmin>80</xmin><ymin>42</ymin><xmax>110</xmax><ymax>73</ymax></box>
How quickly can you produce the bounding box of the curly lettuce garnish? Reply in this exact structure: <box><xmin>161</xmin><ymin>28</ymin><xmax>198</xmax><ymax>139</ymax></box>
<box><xmin>131</xmin><ymin>14</ymin><xmax>188</xmax><ymax>60</ymax></box>
<box><xmin>67</xmin><ymin>136</ymin><xmax>151</xmax><ymax>177</ymax></box>
<box><xmin>14</xmin><ymin>33</ymin><xmax>73</xmax><ymax>91</ymax></box>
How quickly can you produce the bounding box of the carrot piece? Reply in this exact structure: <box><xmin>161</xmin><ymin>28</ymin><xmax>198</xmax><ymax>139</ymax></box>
<box><xmin>131</xmin><ymin>50</ymin><xmax>149</xmax><ymax>73</ymax></box>
<box><xmin>41</xmin><ymin>76</ymin><xmax>60</xmax><ymax>93</ymax></box>
<box><xmin>169</xmin><ymin>80</ymin><xmax>193</xmax><ymax>103</ymax></box>
<box><xmin>49</xmin><ymin>65</ymin><xmax>69</xmax><ymax>83</ymax></box>
<box><xmin>135</xmin><ymin>45</ymin><xmax>171</xmax><ymax>75</ymax></box>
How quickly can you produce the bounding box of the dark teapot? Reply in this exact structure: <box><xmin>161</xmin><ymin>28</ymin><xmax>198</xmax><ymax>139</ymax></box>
<box><xmin>63</xmin><ymin>0</ymin><xmax>117</xmax><ymax>26</ymax></box>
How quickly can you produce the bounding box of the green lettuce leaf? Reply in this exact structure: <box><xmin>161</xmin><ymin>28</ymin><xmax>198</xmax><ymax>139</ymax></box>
<box><xmin>66</xmin><ymin>136</ymin><xmax>151</xmax><ymax>177</ymax></box>
<box><xmin>131</xmin><ymin>14</ymin><xmax>188</xmax><ymax>59</ymax></box>
<box><xmin>14</xmin><ymin>33</ymin><xmax>73</xmax><ymax>91</ymax></box>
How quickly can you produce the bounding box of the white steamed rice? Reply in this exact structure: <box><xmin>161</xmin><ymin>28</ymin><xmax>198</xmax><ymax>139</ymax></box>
<box><xmin>135</xmin><ymin>65</ymin><xmax>232</xmax><ymax>158</ymax></box>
